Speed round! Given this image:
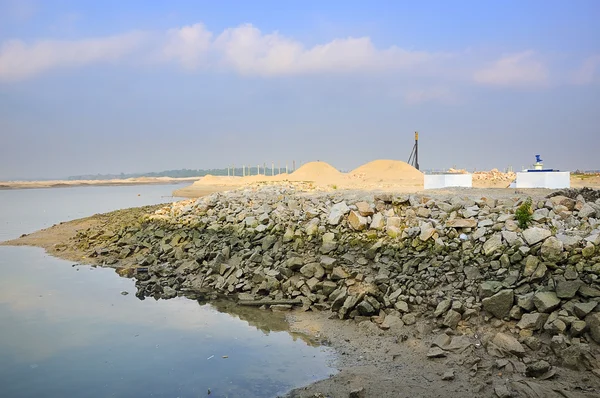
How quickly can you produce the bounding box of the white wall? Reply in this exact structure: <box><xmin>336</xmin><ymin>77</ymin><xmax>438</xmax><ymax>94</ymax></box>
<box><xmin>516</xmin><ymin>172</ymin><xmax>570</xmax><ymax>189</ymax></box>
<box><xmin>424</xmin><ymin>174</ymin><xmax>472</xmax><ymax>189</ymax></box>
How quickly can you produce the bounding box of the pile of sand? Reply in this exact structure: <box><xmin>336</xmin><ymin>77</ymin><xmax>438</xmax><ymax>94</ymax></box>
<box><xmin>350</xmin><ymin>160</ymin><xmax>423</xmax><ymax>183</ymax></box>
<box><xmin>193</xmin><ymin>175</ymin><xmax>242</xmax><ymax>186</ymax></box>
<box><xmin>288</xmin><ymin>161</ymin><xmax>343</xmax><ymax>183</ymax></box>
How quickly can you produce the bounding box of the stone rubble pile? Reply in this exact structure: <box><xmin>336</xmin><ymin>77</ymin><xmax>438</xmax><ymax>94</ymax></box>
<box><xmin>473</xmin><ymin>169</ymin><xmax>516</xmax><ymax>183</ymax></box>
<box><xmin>74</xmin><ymin>186</ymin><xmax>600</xmax><ymax>368</ymax></box>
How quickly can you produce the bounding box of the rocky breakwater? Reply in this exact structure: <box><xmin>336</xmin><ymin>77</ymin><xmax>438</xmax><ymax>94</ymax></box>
<box><xmin>75</xmin><ymin>186</ymin><xmax>600</xmax><ymax>371</ymax></box>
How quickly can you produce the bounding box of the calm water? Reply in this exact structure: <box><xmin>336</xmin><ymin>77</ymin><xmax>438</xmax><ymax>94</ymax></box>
<box><xmin>0</xmin><ymin>184</ymin><xmax>334</xmax><ymax>398</ymax></box>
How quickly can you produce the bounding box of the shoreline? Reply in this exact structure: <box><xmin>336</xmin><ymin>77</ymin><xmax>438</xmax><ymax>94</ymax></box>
<box><xmin>3</xmin><ymin>184</ymin><xmax>600</xmax><ymax>397</ymax></box>
<box><xmin>0</xmin><ymin>176</ymin><xmax>201</xmax><ymax>191</ymax></box>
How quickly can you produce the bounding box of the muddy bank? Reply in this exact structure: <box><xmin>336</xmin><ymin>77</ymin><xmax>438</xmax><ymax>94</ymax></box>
<box><xmin>4</xmin><ymin>185</ymin><xmax>600</xmax><ymax>397</ymax></box>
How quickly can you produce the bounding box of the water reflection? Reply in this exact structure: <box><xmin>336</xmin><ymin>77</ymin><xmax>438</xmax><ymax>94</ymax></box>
<box><xmin>0</xmin><ymin>183</ymin><xmax>335</xmax><ymax>398</ymax></box>
<box><xmin>0</xmin><ymin>247</ymin><xmax>335</xmax><ymax>397</ymax></box>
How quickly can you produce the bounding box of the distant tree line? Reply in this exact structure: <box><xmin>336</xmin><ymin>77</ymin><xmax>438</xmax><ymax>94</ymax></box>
<box><xmin>66</xmin><ymin>166</ymin><xmax>294</xmax><ymax>180</ymax></box>
<box><xmin>67</xmin><ymin>168</ymin><xmax>232</xmax><ymax>180</ymax></box>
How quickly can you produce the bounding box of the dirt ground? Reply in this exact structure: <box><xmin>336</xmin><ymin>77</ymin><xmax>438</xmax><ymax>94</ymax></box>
<box><xmin>284</xmin><ymin>311</ymin><xmax>600</xmax><ymax>398</ymax></box>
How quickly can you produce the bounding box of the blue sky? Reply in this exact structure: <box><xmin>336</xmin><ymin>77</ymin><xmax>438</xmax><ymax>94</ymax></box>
<box><xmin>0</xmin><ymin>0</ymin><xmax>599</xmax><ymax>179</ymax></box>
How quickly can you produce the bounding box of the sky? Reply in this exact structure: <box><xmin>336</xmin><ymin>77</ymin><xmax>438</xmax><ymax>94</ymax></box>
<box><xmin>0</xmin><ymin>0</ymin><xmax>599</xmax><ymax>180</ymax></box>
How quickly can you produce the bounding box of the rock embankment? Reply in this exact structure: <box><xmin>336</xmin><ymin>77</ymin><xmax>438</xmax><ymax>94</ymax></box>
<box><xmin>68</xmin><ymin>185</ymin><xmax>600</xmax><ymax>370</ymax></box>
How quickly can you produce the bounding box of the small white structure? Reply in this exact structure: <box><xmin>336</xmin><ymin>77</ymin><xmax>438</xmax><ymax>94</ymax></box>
<box><xmin>516</xmin><ymin>171</ymin><xmax>570</xmax><ymax>189</ymax></box>
<box><xmin>424</xmin><ymin>174</ymin><xmax>473</xmax><ymax>189</ymax></box>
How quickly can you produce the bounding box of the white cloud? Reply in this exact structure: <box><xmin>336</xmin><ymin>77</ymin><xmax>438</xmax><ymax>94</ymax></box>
<box><xmin>162</xmin><ymin>23</ymin><xmax>212</xmax><ymax>69</ymax></box>
<box><xmin>0</xmin><ymin>32</ymin><xmax>146</xmax><ymax>82</ymax></box>
<box><xmin>573</xmin><ymin>54</ymin><xmax>600</xmax><ymax>85</ymax></box>
<box><xmin>209</xmin><ymin>25</ymin><xmax>442</xmax><ymax>75</ymax></box>
<box><xmin>0</xmin><ymin>22</ymin><xmax>582</xmax><ymax>96</ymax></box>
<box><xmin>473</xmin><ymin>51</ymin><xmax>548</xmax><ymax>87</ymax></box>
<box><xmin>0</xmin><ymin>22</ymin><xmax>448</xmax><ymax>82</ymax></box>
<box><xmin>170</xmin><ymin>23</ymin><xmax>445</xmax><ymax>76</ymax></box>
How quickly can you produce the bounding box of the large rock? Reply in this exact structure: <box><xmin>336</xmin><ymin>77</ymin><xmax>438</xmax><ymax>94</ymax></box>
<box><xmin>370</xmin><ymin>213</ymin><xmax>385</xmax><ymax>230</ymax></box>
<box><xmin>483</xmin><ymin>234</ymin><xmax>504</xmax><ymax>256</ymax></box>
<box><xmin>355</xmin><ymin>201</ymin><xmax>374</xmax><ymax>216</ymax></box>
<box><xmin>573</xmin><ymin>302</ymin><xmax>598</xmax><ymax>319</ymax></box>
<box><xmin>416</xmin><ymin>207</ymin><xmax>431</xmax><ymax>218</ymax></box>
<box><xmin>482</xmin><ymin>289</ymin><xmax>514</xmax><ymax>319</ymax></box>
<box><xmin>443</xmin><ymin>310</ymin><xmax>461</xmax><ymax>329</ymax></box>
<box><xmin>502</xmin><ymin>231</ymin><xmax>520</xmax><ymax>246</ymax></box>
<box><xmin>582</xmin><ymin>242</ymin><xmax>596</xmax><ymax>258</ymax></box>
<box><xmin>331</xmin><ymin>266</ymin><xmax>349</xmax><ymax>281</ymax></box>
<box><xmin>516</xmin><ymin>293</ymin><xmax>535</xmax><ymax>311</ymax></box>
<box><xmin>579</xmin><ymin>203</ymin><xmax>597</xmax><ymax>218</ymax></box>
<box><xmin>479</xmin><ymin>281</ymin><xmax>504</xmax><ymax>298</ymax></box>
<box><xmin>556</xmin><ymin>234</ymin><xmax>583</xmax><ymax>250</ymax></box>
<box><xmin>492</xmin><ymin>332</ymin><xmax>525</xmax><ymax>357</ymax></box>
<box><xmin>386</xmin><ymin>217</ymin><xmax>402</xmax><ymax>229</ymax></box>
<box><xmin>285</xmin><ymin>257</ymin><xmax>304</xmax><ymax>271</ymax></box>
<box><xmin>348</xmin><ymin>210</ymin><xmax>368</xmax><ymax>231</ymax></box>
<box><xmin>300</xmin><ymin>262</ymin><xmax>325</xmax><ymax>279</ymax></box>
<box><xmin>579</xmin><ymin>285</ymin><xmax>600</xmax><ymax>298</ymax></box>
<box><xmin>380</xmin><ymin>315</ymin><xmax>404</xmax><ymax>331</ymax></box>
<box><xmin>517</xmin><ymin>313</ymin><xmax>548</xmax><ymax>330</ymax></box>
<box><xmin>463</xmin><ymin>266</ymin><xmax>482</xmax><ymax>280</ymax></box>
<box><xmin>419</xmin><ymin>222</ymin><xmax>435</xmax><ymax>241</ymax></box>
<box><xmin>522</xmin><ymin>227</ymin><xmax>551</xmax><ymax>246</ymax></box>
<box><xmin>586</xmin><ymin>313</ymin><xmax>600</xmax><ymax>343</ymax></box>
<box><xmin>522</xmin><ymin>255</ymin><xmax>539</xmax><ymax>277</ymax></box>
<box><xmin>356</xmin><ymin>300</ymin><xmax>376</xmax><ymax>316</ymax></box>
<box><xmin>586</xmin><ymin>233</ymin><xmax>600</xmax><ymax>246</ymax></box>
<box><xmin>434</xmin><ymin>299</ymin><xmax>452</xmax><ymax>317</ymax></box>
<box><xmin>540</xmin><ymin>237</ymin><xmax>563</xmax><ymax>263</ymax></box>
<box><xmin>328</xmin><ymin>202</ymin><xmax>350</xmax><ymax>225</ymax></box>
<box><xmin>550</xmin><ymin>195</ymin><xmax>576</xmax><ymax>211</ymax></box>
<box><xmin>533</xmin><ymin>291</ymin><xmax>561</xmax><ymax>313</ymax></box>
<box><xmin>555</xmin><ymin>280</ymin><xmax>582</xmax><ymax>299</ymax></box>
<box><xmin>445</xmin><ymin>219</ymin><xmax>477</xmax><ymax>228</ymax></box>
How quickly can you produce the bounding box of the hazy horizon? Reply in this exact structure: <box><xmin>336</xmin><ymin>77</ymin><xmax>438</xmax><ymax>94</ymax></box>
<box><xmin>1</xmin><ymin>0</ymin><xmax>599</xmax><ymax>180</ymax></box>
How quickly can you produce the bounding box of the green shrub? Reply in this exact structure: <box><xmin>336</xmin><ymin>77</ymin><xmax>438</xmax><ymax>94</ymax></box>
<box><xmin>515</xmin><ymin>197</ymin><xmax>533</xmax><ymax>229</ymax></box>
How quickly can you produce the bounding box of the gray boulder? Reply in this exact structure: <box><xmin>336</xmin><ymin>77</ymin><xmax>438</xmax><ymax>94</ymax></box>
<box><xmin>492</xmin><ymin>332</ymin><xmax>525</xmax><ymax>357</ymax></box>
<box><xmin>434</xmin><ymin>299</ymin><xmax>452</xmax><ymax>317</ymax></box>
<box><xmin>328</xmin><ymin>202</ymin><xmax>350</xmax><ymax>225</ymax></box>
<box><xmin>540</xmin><ymin>236</ymin><xmax>563</xmax><ymax>263</ymax></box>
<box><xmin>523</xmin><ymin>227</ymin><xmax>551</xmax><ymax>246</ymax></box>
<box><xmin>482</xmin><ymin>289</ymin><xmax>514</xmax><ymax>319</ymax></box>
<box><xmin>586</xmin><ymin>312</ymin><xmax>600</xmax><ymax>344</ymax></box>
<box><xmin>555</xmin><ymin>280</ymin><xmax>582</xmax><ymax>299</ymax></box>
<box><xmin>483</xmin><ymin>234</ymin><xmax>504</xmax><ymax>256</ymax></box>
<box><xmin>533</xmin><ymin>291</ymin><xmax>561</xmax><ymax>313</ymax></box>
<box><xmin>573</xmin><ymin>302</ymin><xmax>598</xmax><ymax>319</ymax></box>
<box><xmin>579</xmin><ymin>203</ymin><xmax>597</xmax><ymax>218</ymax></box>
<box><xmin>516</xmin><ymin>313</ymin><xmax>548</xmax><ymax>331</ymax></box>
<box><xmin>443</xmin><ymin>310</ymin><xmax>461</xmax><ymax>329</ymax></box>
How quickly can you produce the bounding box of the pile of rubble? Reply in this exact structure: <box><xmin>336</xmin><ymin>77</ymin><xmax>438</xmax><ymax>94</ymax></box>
<box><xmin>70</xmin><ymin>186</ymin><xmax>600</xmax><ymax>374</ymax></box>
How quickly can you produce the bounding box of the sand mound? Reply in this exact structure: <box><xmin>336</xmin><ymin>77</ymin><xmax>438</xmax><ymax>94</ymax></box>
<box><xmin>193</xmin><ymin>175</ymin><xmax>242</xmax><ymax>186</ymax></box>
<box><xmin>289</xmin><ymin>161</ymin><xmax>343</xmax><ymax>183</ymax></box>
<box><xmin>350</xmin><ymin>160</ymin><xmax>423</xmax><ymax>182</ymax></box>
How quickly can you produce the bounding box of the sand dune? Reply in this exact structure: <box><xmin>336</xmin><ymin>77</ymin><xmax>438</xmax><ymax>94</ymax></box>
<box><xmin>288</xmin><ymin>161</ymin><xmax>344</xmax><ymax>183</ymax></box>
<box><xmin>349</xmin><ymin>159</ymin><xmax>423</xmax><ymax>184</ymax></box>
